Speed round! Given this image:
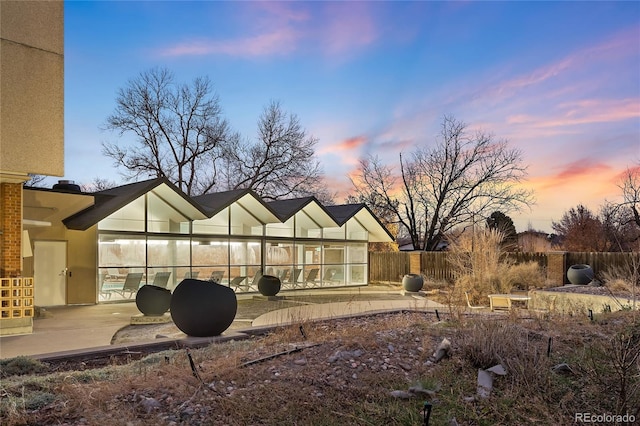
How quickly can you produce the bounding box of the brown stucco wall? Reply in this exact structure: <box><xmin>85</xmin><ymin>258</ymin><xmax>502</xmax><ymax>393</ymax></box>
<box><xmin>0</xmin><ymin>0</ymin><xmax>64</xmax><ymax>177</ymax></box>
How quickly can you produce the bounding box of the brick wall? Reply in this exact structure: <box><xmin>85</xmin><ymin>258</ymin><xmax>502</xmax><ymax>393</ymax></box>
<box><xmin>0</xmin><ymin>183</ymin><xmax>22</xmax><ymax>276</ymax></box>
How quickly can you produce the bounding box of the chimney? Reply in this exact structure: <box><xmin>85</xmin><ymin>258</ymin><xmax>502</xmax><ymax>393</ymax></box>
<box><xmin>52</xmin><ymin>180</ymin><xmax>82</xmax><ymax>192</ymax></box>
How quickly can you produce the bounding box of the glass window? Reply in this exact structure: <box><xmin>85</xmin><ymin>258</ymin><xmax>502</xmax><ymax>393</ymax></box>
<box><xmin>192</xmin><ymin>239</ymin><xmax>230</xmax><ymax>283</ymax></box>
<box><xmin>299</xmin><ymin>242</ymin><xmax>321</xmax><ymax>265</ymax></box>
<box><xmin>323</xmin><ymin>225</ymin><xmax>345</xmax><ymax>240</ymax></box>
<box><xmin>324</xmin><ymin>265</ymin><xmax>345</xmax><ymax>286</ymax></box>
<box><xmin>347</xmin><ymin>265</ymin><xmax>367</xmax><ymax>285</ymax></box>
<box><xmin>99</xmin><ymin>197</ymin><xmax>145</xmax><ymax>231</ymax></box>
<box><xmin>347</xmin><ymin>243</ymin><xmax>367</xmax><ymax>264</ymax></box>
<box><xmin>147</xmin><ymin>192</ymin><xmax>190</xmax><ymax>233</ymax></box>
<box><xmin>98</xmin><ymin>234</ymin><xmax>146</xmax><ymax>267</ymax></box>
<box><xmin>266</xmin><ymin>217</ymin><xmax>294</xmax><ymax>237</ymax></box>
<box><xmin>346</xmin><ymin>219</ymin><xmax>368</xmax><ymax>240</ymax></box>
<box><xmin>192</xmin><ymin>208</ymin><xmax>229</xmax><ymax>235</ymax></box>
<box><xmin>266</xmin><ymin>241</ymin><xmax>294</xmax><ymax>282</ymax></box>
<box><xmin>295</xmin><ymin>211</ymin><xmax>322</xmax><ymax>238</ymax></box>
<box><xmin>323</xmin><ymin>243</ymin><xmax>345</xmax><ymax>264</ymax></box>
<box><xmin>147</xmin><ymin>237</ymin><xmax>191</xmax><ymax>267</ymax></box>
<box><xmin>229</xmin><ymin>240</ymin><xmax>262</xmax><ymax>290</ymax></box>
<box><xmin>230</xmin><ymin>204</ymin><xmax>263</xmax><ymax>236</ymax></box>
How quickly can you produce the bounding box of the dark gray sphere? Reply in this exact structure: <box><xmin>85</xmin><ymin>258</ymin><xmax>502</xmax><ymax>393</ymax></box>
<box><xmin>170</xmin><ymin>279</ymin><xmax>237</xmax><ymax>337</ymax></box>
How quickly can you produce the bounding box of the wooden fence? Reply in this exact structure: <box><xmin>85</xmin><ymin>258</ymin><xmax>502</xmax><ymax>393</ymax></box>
<box><xmin>368</xmin><ymin>251</ymin><xmax>639</xmax><ymax>284</ymax></box>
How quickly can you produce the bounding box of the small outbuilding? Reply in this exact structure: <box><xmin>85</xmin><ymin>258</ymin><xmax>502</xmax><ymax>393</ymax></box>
<box><xmin>21</xmin><ymin>178</ymin><xmax>393</xmax><ymax>306</ymax></box>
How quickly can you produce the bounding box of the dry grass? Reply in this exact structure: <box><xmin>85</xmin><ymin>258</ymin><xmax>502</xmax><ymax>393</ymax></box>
<box><xmin>2</xmin><ymin>309</ymin><xmax>639</xmax><ymax>425</ymax></box>
<box><xmin>603</xmin><ymin>264</ymin><xmax>639</xmax><ymax>296</ymax></box>
<box><xmin>448</xmin><ymin>228</ymin><xmax>546</xmax><ymax>307</ymax></box>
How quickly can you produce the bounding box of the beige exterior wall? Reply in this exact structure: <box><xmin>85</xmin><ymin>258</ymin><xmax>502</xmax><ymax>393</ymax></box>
<box><xmin>0</xmin><ymin>0</ymin><xmax>64</xmax><ymax>179</ymax></box>
<box><xmin>23</xmin><ymin>189</ymin><xmax>97</xmax><ymax>304</ymax></box>
<box><xmin>67</xmin><ymin>228</ymin><xmax>98</xmax><ymax>304</ymax></box>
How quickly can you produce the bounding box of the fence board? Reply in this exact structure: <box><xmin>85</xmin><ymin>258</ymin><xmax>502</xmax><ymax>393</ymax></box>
<box><xmin>368</xmin><ymin>251</ymin><xmax>640</xmax><ymax>284</ymax></box>
<box><xmin>368</xmin><ymin>252</ymin><xmax>410</xmax><ymax>282</ymax></box>
<box><xmin>566</xmin><ymin>252</ymin><xmax>640</xmax><ymax>280</ymax></box>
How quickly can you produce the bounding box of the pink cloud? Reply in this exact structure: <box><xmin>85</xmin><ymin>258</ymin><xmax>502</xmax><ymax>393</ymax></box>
<box><xmin>159</xmin><ymin>28</ymin><xmax>300</xmax><ymax>58</ymax></box>
<box><xmin>157</xmin><ymin>2</ymin><xmax>381</xmax><ymax>59</ymax></box>
<box><xmin>320</xmin><ymin>2</ymin><xmax>378</xmax><ymax>55</ymax></box>
<box><xmin>318</xmin><ymin>136</ymin><xmax>367</xmax><ymax>155</ymax></box>
<box><xmin>475</xmin><ymin>24</ymin><xmax>640</xmax><ymax>106</ymax></box>
<box><xmin>504</xmin><ymin>98</ymin><xmax>639</xmax><ymax>130</ymax></box>
<box><xmin>530</xmin><ymin>159</ymin><xmax>614</xmax><ymax>192</ymax></box>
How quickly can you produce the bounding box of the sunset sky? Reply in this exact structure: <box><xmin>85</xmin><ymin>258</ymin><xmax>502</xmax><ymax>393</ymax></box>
<box><xmin>62</xmin><ymin>1</ymin><xmax>639</xmax><ymax>233</ymax></box>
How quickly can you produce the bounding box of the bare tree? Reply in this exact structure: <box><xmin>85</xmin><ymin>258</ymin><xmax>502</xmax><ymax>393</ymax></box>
<box><xmin>619</xmin><ymin>163</ymin><xmax>640</xmax><ymax>229</ymax></box>
<box><xmin>552</xmin><ymin>204</ymin><xmax>609</xmax><ymax>251</ymax></box>
<box><xmin>221</xmin><ymin>101</ymin><xmax>333</xmax><ymax>202</ymax></box>
<box><xmin>81</xmin><ymin>177</ymin><xmax>119</xmax><ymax>193</ymax></box>
<box><xmin>23</xmin><ymin>174</ymin><xmax>47</xmax><ymax>188</ymax></box>
<box><xmin>599</xmin><ymin>162</ymin><xmax>640</xmax><ymax>251</ymax></box>
<box><xmin>351</xmin><ymin>116</ymin><xmax>534</xmax><ymax>251</ymax></box>
<box><xmin>102</xmin><ymin>67</ymin><xmax>232</xmax><ymax>196</ymax></box>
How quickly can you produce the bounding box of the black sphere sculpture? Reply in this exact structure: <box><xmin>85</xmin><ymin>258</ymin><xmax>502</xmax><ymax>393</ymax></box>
<box><xmin>258</xmin><ymin>274</ymin><xmax>281</xmax><ymax>297</ymax></box>
<box><xmin>567</xmin><ymin>264</ymin><xmax>594</xmax><ymax>285</ymax></box>
<box><xmin>135</xmin><ymin>285</ymin><xmax>172</xmax><ymax>316</ymax></box>
<box><xmin>402</xmin><ymin>274</ymin><xmax>424</xmax><ymax>292</ymax></box>
<box><xmin>170</xmin><ymin>279</ymin><xmax>237</xmax><ymax>337</ymax></box>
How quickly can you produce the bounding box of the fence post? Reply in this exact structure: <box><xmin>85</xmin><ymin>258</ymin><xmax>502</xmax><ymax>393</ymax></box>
<box><xmin>409</xmin><ymin>251</ymin><xmax>422</xmax><ymax>275</ymax></box>
<box><xmin>546</xmin><ymin>252</ymin><xmax>567</xmax><ymax>285</ymax></box>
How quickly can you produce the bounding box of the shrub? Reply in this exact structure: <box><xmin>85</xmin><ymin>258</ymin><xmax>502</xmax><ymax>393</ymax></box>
<box><xmin>0</xmin><ymin>356</ymin><xmax>47</xmax><ymax>378</ymax></box>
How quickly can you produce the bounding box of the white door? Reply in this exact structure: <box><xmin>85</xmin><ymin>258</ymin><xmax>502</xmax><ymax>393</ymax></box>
<box><xmin>34</xmin><ymin>241</ymin><xmax>67</xmax><ymax>306</ymax></box>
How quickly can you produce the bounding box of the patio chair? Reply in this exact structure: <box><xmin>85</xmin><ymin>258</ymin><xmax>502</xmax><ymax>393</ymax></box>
<box><xmin>98</xmin><ymin>273</ymin><xmax>113</xmax><ymax>300</ymax></box>
<box><xmin>152</xmin><ymin>271</ymin><xmax>171</xmax><ymax>289</ymax></box>
<box><xmin>208</xmin><ymin>270</ymin><xmax>225</xmax><ymax>283</ymax></box>
<box><xmin>115</xmin><ymin>272</ymin><xmax>143</xmax><ymax>299</ymax></box>
<box><xmin>287</xmin><ymin>268</ymin><xmax>303</xmax><ymax>288</ymax></box>
<box><xmin>465</xmin><ymin>292</ymin><xmax>487</xmax><ymax>310</ymax></box>
<box><xmin>279</xmin><ymin>268</ymin><xmax>290</xmax><ymax>283</ymax></box>
<box><xmin>107</xmin><ymin>268</ymin><xmax>125</xmax><ymax>281</ymax></box>
<box><xmin>247</xmin><ymin>270</ymin><xmax>263</xmax><ymax>291</ymax></box>
<box><xmin>489</xmin><ymin>295</ymin><xmax>512</xmax><ymax>312</ymax></box>
<box><xmin>304</xmin><ymin>268</ymin><xmax>319</xmax><ymax>288</ymax></box>
<box><xmin>230</xmin><ymin>276</ymin><xmax>248</xmax><ymax>292</ymax></box>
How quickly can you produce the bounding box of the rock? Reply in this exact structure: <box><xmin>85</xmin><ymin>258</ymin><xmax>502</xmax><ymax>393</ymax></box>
<box><xmin>390</xmin><ymin>390</ymin><xmax>413</xmax><ymax>399</ymax></box>
<box><xmin>408</xmin><ymin>385</ymin><xmax>436</xmax><ymax>398</ymax></box>
<box><xmin>432</xmin><ymin>338</ymin><xmax>451</xmax><ymax>362</ymax></box>
<box><xmin>398</xmin><ymin>362</ymin><xmax>413</xmax><ymax>371</ymax></box>
<box><xmin>476</xmin><ymin>369</ymin><xmax>493</xmax><ymax>399</ymax></box>
<box><xmin>293</xmin><ymin>358</ymin><xmax>307</xmax><ymax>366</ymax></box>
<box><xmin>487</xmin><ymin>364</ymin><xmax>507</xmax><ymax>375</ymax></box>
<box><xmin>551</xmin><ymin>363</ymin><xmax>574</xmax><ymax>375</ymax></box>
<box><xmin>328</xmin><ymin>349</ymin><xmax>364</xmax><ymax>363</ymax></box>
<box><xmin>139</xmin><ymin>396</ymin><xmax>161</xmax><ymax>413</ymax></box>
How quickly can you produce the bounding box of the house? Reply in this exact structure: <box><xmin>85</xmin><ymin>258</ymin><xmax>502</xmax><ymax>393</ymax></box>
<box><xmin>21</xmin><ymin>178</ymin><xmax>394</xmax><ymax>306</ymax></box>
<box><xmin>0</xmin><ymin>2</ymin><xmax>64</xmax><ymax>332</ymax></box>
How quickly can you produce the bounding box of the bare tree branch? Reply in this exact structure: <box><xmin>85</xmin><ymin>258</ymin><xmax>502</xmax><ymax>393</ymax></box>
<box><xmin>221</xmin><ymin>100</ymin><xmax>333</xmax><ymax>202</ymax></box>
<box><xmin>350</xmin><ymin>115</ymin><xmax>534</xmax><ymax>250</ymax></box>
<box><xmin>102</xmin><ymin>67</ymin><xmax>232</xmax><ymax>196</ymax></box>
